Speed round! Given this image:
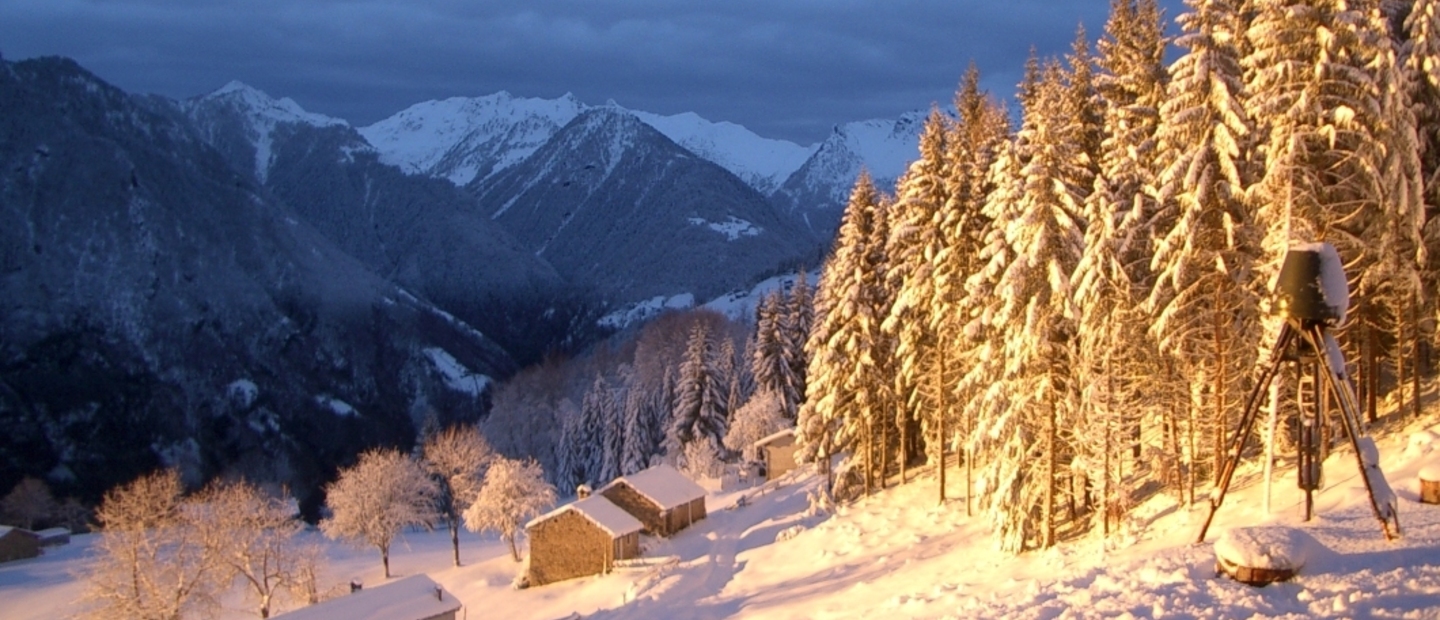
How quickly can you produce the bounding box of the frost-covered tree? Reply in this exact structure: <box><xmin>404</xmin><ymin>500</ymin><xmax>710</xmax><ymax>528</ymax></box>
<box><xmin>752</xmin><ymin>291</ymin><xmax>800</xmax><ymax>419</ymax></box>
<box><xmin>421</xmin><ymin>425</ymin><xmax>494</xmax><ymax>567</ymax></box>
<box><xmin>724</xmin><ymin>389</ymin><xmax>790</xmax><ymax>463</ymax></box>
<box><xmin>194</xmin><ymin>479</ymin><xmax>313</xmax><ymax>619</ymax></box>
<box><xmin>599</xmin><ymin>376</ymin><xmax>625</xmax><ymax>483</ymax></box>
<box><xmin>463</xmin><ymin>457</ymin><xmax>557</xmax><ymax>562</ymax></box>
<box><xmin>936</xmin><ymin>65</ymin><xmax>1010</xmax><ymax>509</ymax></box>
<box><xmin>1407</xmin><ymin>0</ymin><xmax>1440</xmax><ymax>353</ymax></box>
<box><xmin>784</xmin><ymin>270</ymin><xmax>814</xmax><ymax>405</ymax></box>
<box><xmin>620</xmin><ymin>364</ymin><xmax>668</xmax><ymax>475</ymax></box>
<box><xmin>77</xmin><ymin>470</ymin><xmax>224</xmax><ymax>620</ymax></box>
<box><xmin>321</xmin><ymin>448</ymin><xmax>439</xmax><ymax>578</ymax></box>
<box><xmin>800</xmin><ymin>171</ymin><xmax>896</xmax><ymax>497</ymax></box>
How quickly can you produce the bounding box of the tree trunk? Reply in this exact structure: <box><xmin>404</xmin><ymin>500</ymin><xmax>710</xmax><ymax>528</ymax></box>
<box><xmin>937</xmin><ymin>343</ymin><xmax>947</xmax><ymax>504</ymax></box>
<box><xmin>1414</xmin><ymin>293</ymin><xmax>1423</xmax><ymax>420</ymax></box>
<box><xmin>382</xmin><ymin>546</ymin><xmax>391</xmax><ymax>579</ymax></box>
<box><xmin>1043</xmin><ymin>396</ymin><xmax>1056</xmax><ymax>550</ymax></box>
<box><xmin>1367</xmin><ymin>323</ymin><xmax>1379</xmax><ymax>423</ymax></box>
<box><xmin>450</xmin><ymin>519</ymin><xmax>461</xmax><ymax>567</ymax></box>
<box><xmin>507</xmin><ymin>534</ymin><xmax>520</xmax><ymax>562</ymax></box>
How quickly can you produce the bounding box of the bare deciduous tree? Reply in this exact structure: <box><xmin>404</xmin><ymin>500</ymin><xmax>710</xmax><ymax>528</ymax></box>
<box><xmin>462</xmin><ymin>457</ymin><xmax>556</xmax><ymax>562</ymax></box>
<box><xmin>76</xmin><ymin>469</ymin><xmax>223</xmax><ymax>620</ymax></box>
<box><xmin>194</xmin><ymin>479</ymin><xmax>314</xmax><ymax>618</ymax></box>
<box><xmin>2</xmin><ymin>476</ymin><xmax>57</xmax><ymax>530</ymax></box>
<box><xmin>321</xmin><ymin>448</ymin><xmax>438</xmax><ymax>578</ymax></box>
<box><xmin>421</xmin><ymin>425</ymin><xmax>494</xmax><ymax>567</ymax></box>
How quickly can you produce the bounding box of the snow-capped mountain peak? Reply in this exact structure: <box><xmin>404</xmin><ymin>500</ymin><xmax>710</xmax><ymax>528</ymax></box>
<box><xmin>184</xmin><ymin>80</ymin><xmax>349</xmax><ymax>182</ymax></box>
<box><xmin>357</xmin><ymin>91</ymin><xmax>586</xmax><ymax>186</ymax></box>
<box><xmin>198</xmin><ymin>80</ymin><xmax>347</xmax><ymax>129</ymax></box>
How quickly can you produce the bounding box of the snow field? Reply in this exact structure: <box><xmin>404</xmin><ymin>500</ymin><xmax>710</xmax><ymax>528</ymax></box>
<box><xmin>6</xmin><ymin>418</ymin><xmax>1440</xmax><ymax>619</ymax></box>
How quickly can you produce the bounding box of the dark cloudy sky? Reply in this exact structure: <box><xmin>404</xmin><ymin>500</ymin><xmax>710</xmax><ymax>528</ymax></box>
<box><xmin>0</xmin><ymin>0</ymin><xmax>1186</xmax><ymax>145</ymax></box>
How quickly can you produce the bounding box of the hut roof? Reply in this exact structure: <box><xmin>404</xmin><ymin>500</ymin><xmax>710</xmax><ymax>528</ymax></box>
<box><xmin>754</xmin><ymin>427</ymin><xmax>796</xmax><ymax>448</ymax></box>
<box><xmin>603</xmin><ymin>464</ymin><xmax>705</xmax><ymax>510</ymax></box>
<box><xmin>271</xmin><ymin>574</ymin><xmax>460</xmax><ymax>620</ymax></box>
<box><xmin>527</xmin><ymin>495</ymin><xmax>642</xmax><ymax>537</ymax></box>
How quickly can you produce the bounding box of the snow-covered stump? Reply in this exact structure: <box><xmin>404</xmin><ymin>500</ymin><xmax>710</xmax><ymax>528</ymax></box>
<box><xmin>1214</xmin><ymin>527</ymin><xmax>1329</xmax><ymax>587</ymax></box>
<box><xmin>1421</xmin><ymin>462</ymin><xmax>1440</xmax><ymax>505</ymax></box>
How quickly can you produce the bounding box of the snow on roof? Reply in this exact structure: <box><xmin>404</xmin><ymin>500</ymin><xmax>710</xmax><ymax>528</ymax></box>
<box><xmin>271</xmin><ymin>574</ymin><xmax>460</xmax><ymax>620</ymax></box>
<box><xmin>603</xmin><ymin>464</ymin><xmax>706</xmax><ymax>510</ymax></box>
<box><xmin>754</xmin><ymin>428</ymin><xmax>796</xmax><ymax>448</ymax></box>
<box><xmin>526</xmin><ymin>495</ymin><xmax>642</xmax><ymax>537</ymax></box>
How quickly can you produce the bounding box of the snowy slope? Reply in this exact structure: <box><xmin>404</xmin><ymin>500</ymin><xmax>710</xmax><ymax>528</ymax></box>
<box><xmin>8</xmin><ymin>411</ymin><xmax>1440</xmax><ymax>620</ymax></box>
<box><xmin>182</xmin><ymin>81</ymin><xmax>349</xmax><ymax>182</ymax></box>
<box><xmin>357</xmin><ymin>91</ymin><xmax>586</xmax><ymax>186</ymax></box>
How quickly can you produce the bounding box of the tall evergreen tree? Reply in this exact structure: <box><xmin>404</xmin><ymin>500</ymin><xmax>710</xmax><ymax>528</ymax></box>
<box><xmin>752</xmin><ymin>291</ymin><xmax>800</xmax><ymax>419</ymax></box>
<box><xmin>884</xmin><ymin>109</ymin><xmax>951</xmax><ymax>485</ymax></box>
<box><xmin>1151</xmin><ymin>0</ymin><xmax>1262</xmax><ymax>499</ymax></box>
<box><xmin>668</xmin><ymin>323</ymin><xmax>728</xmax><ymax>456</ymax></box>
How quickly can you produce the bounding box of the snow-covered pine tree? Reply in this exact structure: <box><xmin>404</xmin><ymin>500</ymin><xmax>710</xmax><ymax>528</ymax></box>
<box><xmin>1072</xmin><ymin>0</ymin><xmax>1171</xmax><ymax>535</ymax></box>
<box><xmin>620</xmin><ymin>364</ymin><xmax>662</xmax><ymax>475</ymax></box>
<box><xmin>798</xmin><ymin>172</ymin><xmax>893</xmax><ymax>498</ymax></box>
<box><xmin>785</xmin><ymin>270</ymin><xmax>814</xmax><ymax>398</ymax></box>
<box><xmin>1245</xmin><ymin>0</ymin><xmax>1423</xmax><ymax>421</ymax></box>
<box><xmin>883</xmin><ymin>109</ymin><xmax>950</xmax><ymax>486</ymax></box>
<box><xmin>970</xmin><ymin>60</ymin><xmax>1087</xmax><ymax>552</ymax></box>
<box><xmin>752</xmin><ymin>291</ymin><xmax>800</xmax><ymax>419</ymax></box>
<box><xmin>598</xmin><ymin>375</ymin><xmax>625</xmax><ymax>484</ymax></box>
<box><xmin>716</xmin><ymin>335</ymin><xmax>743</xmax><ymax>437</ymax></box>
<box><xmin>1150</xmin><ymin>0</ymin><xmax>1262</xmax><ymax>501</ymax></box>
<box><xmin>1406</xmin><ymin>0</ymin><xmax>1440</xmax><ymax>376</ymax></box>
<box><xmin>937</xmin><ymin>65</ymin><xmax>1011</xmax><ymax>510</ymax></box>
<box><xmin>572</xmin><ymin>377</ymin><xmax>609</xmax><ymax>488</ymax></box>
<box><xmin>668</xmin><ymin>322</ymin><xmax>729</xmax><ymax>457</ymax></box>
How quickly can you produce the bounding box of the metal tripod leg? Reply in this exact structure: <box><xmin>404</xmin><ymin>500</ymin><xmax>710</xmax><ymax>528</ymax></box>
<box><xmin>1195</xmin><ymin>323</ymin><xmax>1297</xmax><ymax>543</ymax></box>
<box><xmin>1302</xmin><ymin>324</ymin><xmax>1400</xmax><ymax>540</ymax></box>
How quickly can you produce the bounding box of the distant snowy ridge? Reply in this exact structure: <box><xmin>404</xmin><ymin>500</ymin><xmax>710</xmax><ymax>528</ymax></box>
<box><xmin>771</xmin><ymin>111</ymin><xmax>929</xmax><ymax>233</ymax></box>
<box><xmin>358</xmin><ymin>91</ymin><xmax>585</xmax><ymax>186</ymax></box>
<box><xmin>185</xmin><ymin>81</ymin><xmax>350</xmax><ymax>182</ymax></box>
<box><xmin>632</xmin><ymin>110</ymin><xmax>814</xmax><ymax>194</ymax></box>
<box><xmin>358</xmin><ymin>91</ymin><xmax>815</xmax><ymax>194</ymax></box>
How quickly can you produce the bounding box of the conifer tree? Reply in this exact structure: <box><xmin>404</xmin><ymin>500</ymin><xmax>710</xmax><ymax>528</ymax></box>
<box><xmin>936</xmin><ymin>65</ymin><xmax>1011</xmax><ymax>509</ymax></box>
<box><xmin>883</xmin><ymin>109</ymin><xmax>950</xmax><ymax>486</ymax></box>
<box><xmin>668</xmin><ymin>323</ymin><xmax>728</xmax><ymax>456</ymax></box>
<box><xmin>798</xmin><ymin>172</ymin><xmax>893</xmax><ymax>497</ymax></box>
<box><xmin>969</xmin><ymin>62</ymin><xmax>1086</xmax><ymax>552</ymax></box>
<box><xmin>1245</xmin><ymin>0</ymin><xmax>1423</xmax><ymax>420</ymax></box>
<box><xmin>1072</xmin><ymin>0</ymin><xmax>1171</xmax><ymax>534</ymax></box>
<box><xmin>752</xmin><ymin>291</ymin><xmax>800</xmax><ymax>419</ymax></box>
<box><xmin>1151</xmin><ymin>0</ymin><xmax>1261</xmax><ymax>499</ymax></box>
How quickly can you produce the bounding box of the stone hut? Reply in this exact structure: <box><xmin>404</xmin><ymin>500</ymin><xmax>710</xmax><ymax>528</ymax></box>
<box><xmin>525</xmin><ymin>495</ymin><xmax>643</xmax><ymax>587</ymax></box>
<box><xmin>270</xmin><ymin>574</ymin><xmax>461</xmax><ymax>620</ymax></box>
<box><xmin>0</xmin><ymin>526</ymin><xmax>40</xmax><ymax>563</ymax></box>
<box><xmin>754</xmin><ymin>428</ymin><xmax>798</xmax><ymax>481</ymax></box>
<box><xmin>599</xmin><ymin>464</ymin><xmax>706</xmax><ymax>537</ymax></box>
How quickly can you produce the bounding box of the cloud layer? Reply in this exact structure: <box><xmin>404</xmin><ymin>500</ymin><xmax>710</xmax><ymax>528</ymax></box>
<box><xmin>0</xmin><ymin>0</ymin><xmax>1184</xmax><ymax>144</ymax></box>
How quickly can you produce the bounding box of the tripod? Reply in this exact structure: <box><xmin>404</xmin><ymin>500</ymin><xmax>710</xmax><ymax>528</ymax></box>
<box><xmin>1195</xmin><ymin>248</ymin><xmax>1400</xmax><ymax>544</ymax></box>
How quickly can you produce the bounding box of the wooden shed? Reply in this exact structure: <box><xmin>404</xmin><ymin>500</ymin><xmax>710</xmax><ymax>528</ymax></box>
<box><xmin>525</xmin><ymin>495</ymin><xmax>643</xmax><ymax>587</ymax></box>
<box><xmin>270</xmin><ymin>574</ymin><xmax>461</xmax><ymax>620</ymax></box>
<box><xmin>754</xmin><ymin>428</ymin><xmax>798</xmax><ymax>481</ymax></box>
<box><xmin>0</xmin><ymin>526</ymin><xmax>42</xmax><ymax>563</ymax></box>
<box><xmin>600</xmin><ymin>464</ymin><xmax>707</xmax><ymax>537</ymax></box>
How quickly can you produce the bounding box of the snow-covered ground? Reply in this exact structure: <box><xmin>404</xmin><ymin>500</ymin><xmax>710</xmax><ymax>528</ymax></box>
<box><xmin>6</xmin><ymin>410</ymin><xmax>1440</xmax><ymax>619</ymax></box>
